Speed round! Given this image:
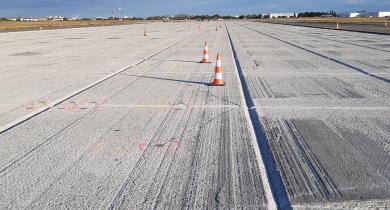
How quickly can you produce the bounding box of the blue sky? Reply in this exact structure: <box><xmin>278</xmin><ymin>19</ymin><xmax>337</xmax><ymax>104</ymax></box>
<box><xmin>1</xmin><ymin>0</ymin><xmax>390</xmax><ymax>17</ymax></box>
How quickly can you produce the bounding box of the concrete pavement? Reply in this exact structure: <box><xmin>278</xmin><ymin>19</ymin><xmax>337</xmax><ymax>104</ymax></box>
<box><xmin>0</xmin><ymin>21</ymin><xmax>389</xmax><ymax>209</ymax></box>
<box><xmin>0</xmin><ymin>22</ymin><xmax>270</xmax><ymax>209</ymax></box>
<box><xmin>227</xmin><ymin>22</ymin><xmax>390</xmax><ymax>209</ymax></box>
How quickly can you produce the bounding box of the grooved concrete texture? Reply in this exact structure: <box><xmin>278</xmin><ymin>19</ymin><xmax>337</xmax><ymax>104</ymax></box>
<box><xmin>227</xmin><ymin>22</ymin><xmax>390</xmax><ymax>209</ymax></box>
<box><xmin>1</xmin><ymin>21</ymin><xmax>390</xmax><ymax>209</ymax></box>
<box><xmin>0</xmin><ymin>22</ymin><xmax>268</xmax><ymax>209</ymax></box>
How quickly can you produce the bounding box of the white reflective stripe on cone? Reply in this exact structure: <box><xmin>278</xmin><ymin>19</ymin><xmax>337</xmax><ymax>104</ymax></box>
<box><xmin>215</xmin><ymin>73</ymin><xmax>223</xmax><ymax>79</ymax></box>
<box><xmin>217</xmin><ymin>60</ymin><xmax>221</xmax><ymax>66</ymax></box>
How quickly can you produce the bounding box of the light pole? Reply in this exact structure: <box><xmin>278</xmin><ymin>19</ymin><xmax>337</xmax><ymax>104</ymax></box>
<box><xmin>112</xmin><ymin>8</ymin><xmax>123</xmax><ymax>20</ymax></box>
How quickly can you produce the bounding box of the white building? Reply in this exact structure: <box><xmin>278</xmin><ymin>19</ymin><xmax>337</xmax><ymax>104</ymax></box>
<box><xmin>347</xmin><ymin>11</ymin><xmax>390</xmax><ymax>18</ymax></box>
<box><xmin>20</xmin><ymin>18</ymin><xmax>40</xmax><ymax>21</ymax></box>
<box><xmin>349</xmin><ymin>12</ymin><xmax>360</xmax><ymax>18</ymax></box>
<box><xmin>378</xmin><ymin>12</ymin><xmax>390</xmax><ymax>18</ymax></box>
<box><xmin>47</xmin><ymin>16</ymin><xmax>64</xmax><ymax>21</ymax></box>
<box><xmin>269</xmin><ymin>13</ymin><xmax>297</xmax><ymax>18</ymax></box>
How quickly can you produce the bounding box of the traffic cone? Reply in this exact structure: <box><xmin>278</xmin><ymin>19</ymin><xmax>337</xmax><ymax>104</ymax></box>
<box><xmin>211</xmin><ymin>53</ymin><xmax>225</xmax><ymax>86</ymax></box>
<box><xmin>200</xmin><ymin>42</ymin><xmax>211</xmax><ymax>63</ymax></box>
<box><xmin>336</xmin><ymin>22</ymin><xmax>339</xmax><ymax>30</ymax></box>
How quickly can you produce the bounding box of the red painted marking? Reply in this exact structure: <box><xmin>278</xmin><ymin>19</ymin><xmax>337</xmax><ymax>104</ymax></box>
<box><xmin>138</xmin><ymin>143</ymin><xmax>145</xmax><ymax>151</ymax></box>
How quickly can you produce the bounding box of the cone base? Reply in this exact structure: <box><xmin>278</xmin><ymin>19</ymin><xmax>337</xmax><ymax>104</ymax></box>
<box><xmin>211</xmin><ymin>82</ymin><xmax>225</xmax><ymax>86</ymax></box>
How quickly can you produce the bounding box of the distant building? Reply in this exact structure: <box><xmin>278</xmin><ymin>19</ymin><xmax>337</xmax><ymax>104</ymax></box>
<box><xmin>19</xmin><ymin>18</ymin><xmax>42</xmax><ymax>21</ymax></box>
<box><xmin>349</xmin><ymin>12</ymin><xmax>360</xmax><ymax>18</ymax></box>
<box><xmin>259</xmin><ymin>13</ymin><xmax>297</xmax><ymax>18</ymax></box>
<box><xmin>47</xmin><ymin>16</ymin><xmax>64</xmax><ymax>21</ymax></box>
<box><xmin>348</xmin><ymin>11</ymin><xmax>372</xmax><ymax>17</ymax></box>
<box><xmin>162</xmin><ymin>17</ymin><xmax>171</xmax><ymax>22</ymax></box>
<box><xmin>347</xmin><ymin>11</ymin><xmax>390</xmax><ymax>18</ymax></box>
<box><xmin>269</xmin><ymin>13</ymin><xmax>297</xmax><ymax>18</ymax></box>
<box><xmin>259</xmin><ymin>14</ymin><xmax>269</xmax><ymax>18</ymax></box>
<box><xmin>378</xmin><ymin>11</ymin><xmax>390</xmax><ymax>18</ymax></box>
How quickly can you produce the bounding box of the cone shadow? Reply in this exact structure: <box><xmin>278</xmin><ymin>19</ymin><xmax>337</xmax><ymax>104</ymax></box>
<box><xmin>130</xmin><ymin>75</ymin><xmax>210</xmax><ymax>86</ymax></box>
<box><xmin>149</xmin><ymin>58</ymin><xmax>201</xmax><ymax>64</ymax></box>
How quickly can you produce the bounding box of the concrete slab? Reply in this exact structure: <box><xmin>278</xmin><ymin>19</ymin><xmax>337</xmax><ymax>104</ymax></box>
<box><xmin>0</xmin><ymin>23</ymin><xmax>195</xmax><ymax>127</ymax></box>
<box><xmin>227</xmin><ymin>22</ymin><xmax>390</xmax><ymax>209</ymax></box>
<box><xmin>0</xmin><ymin>22</ymin><xmax>268</xmax><ymax>209</ymax></box>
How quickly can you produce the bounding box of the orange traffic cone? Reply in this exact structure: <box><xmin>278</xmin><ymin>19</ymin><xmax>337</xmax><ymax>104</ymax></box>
<box><xmin>201</xmin><ymin>42</ymin><xmax>211</xmax><ymax>63</ymax></box>
<box><xmin>211</xmin><ymin>53</ymin><xmax>225</xmax><ymax>86</ymax></box>
<box><xmin>336</xmin><ymin>22</ymin><xmax>339</xmax><ymax>30</ymax></box>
